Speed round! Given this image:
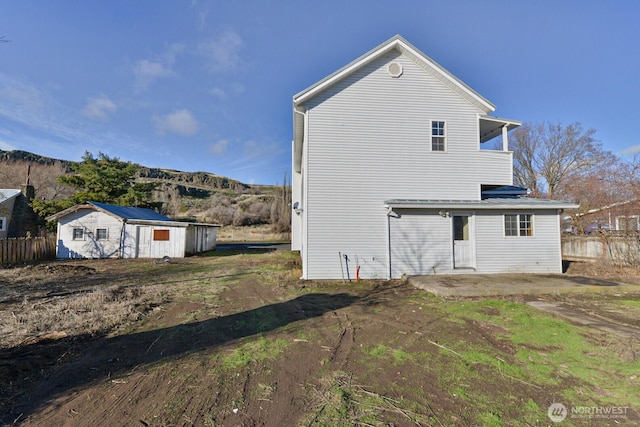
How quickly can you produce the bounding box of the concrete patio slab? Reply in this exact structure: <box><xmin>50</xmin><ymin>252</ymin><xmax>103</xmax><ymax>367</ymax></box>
<box><xmin>408</xmin><ymin>273</ymin><xmax>639</xmax><ymax>297</ymax></box>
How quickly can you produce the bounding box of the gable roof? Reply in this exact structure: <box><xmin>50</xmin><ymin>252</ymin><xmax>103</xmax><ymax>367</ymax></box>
<box><xmin>0</xmin><ymin>189</ymin><xmax>21</xmax><ymax>205</ymax></box>
<box><xmin>47</xmin><ymin>201</ymin><xmax>171</xmax><ymax>222</ymax></box>
<box><xmin>293</xmin><ymin>35</ymin><xmax>495</xmax><ymax>112</ymax></box>
<box><xmin>292</xmin><ymin>35</ymin><xmax>516</xmax><ymax>172</ymax></box>
<box><xmin>89</xmin><ymin>201</ymin><xmax>171</xmax><ymax>221</ymax></box>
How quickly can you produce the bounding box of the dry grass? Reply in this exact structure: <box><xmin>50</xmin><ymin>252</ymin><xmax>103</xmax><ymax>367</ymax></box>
<box><xmin>0</xmin><ymin>284</ymin><xmax>166</xmax><ymax>348</ymax></box>
<box><xmin>217</xmin><ymin>224</ymin><xmax>289</xmax><ymax>242</ymax></box>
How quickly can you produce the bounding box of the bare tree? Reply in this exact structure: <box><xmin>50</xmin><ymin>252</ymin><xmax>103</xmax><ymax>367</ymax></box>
<box><xmin>510</xmin><ymin>122</ymin><xmax>606</xmax><ymax>199</ymax></box>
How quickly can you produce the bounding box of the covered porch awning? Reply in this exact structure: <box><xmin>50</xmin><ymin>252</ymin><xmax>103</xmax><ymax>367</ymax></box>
<box><xmin>479</xmin><ymin>116</ymin><xmax>521</xmax><ymax>150</ymax></box>
<box><xmin>385</xmin><ymin>197</ymin><xmax>578</xmax><ymax>211</ymax></box>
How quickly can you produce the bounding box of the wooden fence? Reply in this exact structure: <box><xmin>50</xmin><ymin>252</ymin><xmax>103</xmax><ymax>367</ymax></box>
<box><xmin>0</xmin><ymin>236</ymin><xmax>57</xmax><ymax>265</ymax></box>
<box><xmin>562</xmin><ymin>233</ymin><xmax>640</xmax><ymax>265</ymax></box>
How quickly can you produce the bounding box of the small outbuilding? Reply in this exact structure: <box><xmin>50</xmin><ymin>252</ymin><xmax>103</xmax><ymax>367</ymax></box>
<box><xmin>47</xmin><ymin>201</ymin><xmax>220</xmax><ymax>259</ymax></box>
<box><xmin>0</xmin><ymin>185</ymin><xmax>41</xmax><ymax>238</ymax></box>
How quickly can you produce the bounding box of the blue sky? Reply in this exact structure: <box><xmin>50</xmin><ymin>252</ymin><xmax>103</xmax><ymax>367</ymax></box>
<box><xmin>1</xmin><ymin>1</ymin><xmax>638</xmax><ymax>185</ymax></box>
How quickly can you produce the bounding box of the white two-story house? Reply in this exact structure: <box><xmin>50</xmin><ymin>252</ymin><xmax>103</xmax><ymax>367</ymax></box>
<box><xmin>291</xmin><ymin>35</ymin><xmax>576</xmax><ymax>280</ymax></box>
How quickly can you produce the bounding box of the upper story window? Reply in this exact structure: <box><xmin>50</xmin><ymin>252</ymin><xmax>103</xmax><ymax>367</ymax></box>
<box><xmin>0</xmin><ymin>217</ymin><xmax>6</xmax><ymax>231</ymax></box>
<box><xmin>505</xmin><ymin>214</ymin><xmax>533</xmax><ymax>237</ymax></box>
<box><xmin>96</xmin><ymin>228</ymin><xmax>108</xmax><ymax>240</ymax></box>
<box><xmin>431</xmin><ymin>121</ymin><xmax>446</xmax><ymax>151</ymax></box>
<box><xmin>72</xmin><ymin>227</ymin><xmax>84</xmax><ymax>240</ymax></box>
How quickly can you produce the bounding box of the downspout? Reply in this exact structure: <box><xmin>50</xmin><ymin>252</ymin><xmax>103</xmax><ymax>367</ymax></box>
<box><xmin>293</xmin><ymin>106</ymin><xmax>307</xmax><ymax>279</ymax></box>
<box><xmin>119</xmin><ymin>219</ymin><xmax>127</xmax><ymax>258</ymax></box>
<box><xmin>385</xmin><ymin>206</ymin><xmax>396</xmax><ymax>280</ymax></box>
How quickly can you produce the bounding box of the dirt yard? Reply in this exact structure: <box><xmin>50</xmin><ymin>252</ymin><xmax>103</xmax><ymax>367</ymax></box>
<box><xmin>1</xmin><ymin>250</ymin><xmax>639</xmax><ymax>426</ymax></box>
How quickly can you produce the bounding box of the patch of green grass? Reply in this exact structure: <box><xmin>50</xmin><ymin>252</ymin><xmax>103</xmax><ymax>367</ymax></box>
<box><xmin>219</xmin><ymin>336</ymin><xmax>289</xmax><ymax>370</ymax></box>
<box><xmin>619</xmin><ymin>299</ymin><xmax>640</xmax><ymax>311</ymax></box>
<box><xmin>435</xmin><ymin>298</ymin><xmax>640</xmax><ymax>413</ymax></box>
<box><xmin>477</xmin><ymin>411</ymin><xmax>503</xmax><ymax>427</ymax></box>
<box><xmin>362</xmin><ymin>343</ymin><xmax>416</xmax><ymax>365</ymax></box>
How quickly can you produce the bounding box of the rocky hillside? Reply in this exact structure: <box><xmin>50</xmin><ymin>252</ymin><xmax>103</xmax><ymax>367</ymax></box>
<box><xmin>0</xmin><ymin>150</ymin><xmax>290</xmax><ymax>230</ymax></box>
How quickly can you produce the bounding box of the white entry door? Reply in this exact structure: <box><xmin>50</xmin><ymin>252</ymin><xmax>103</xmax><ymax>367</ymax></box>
<box><xmin>136</xmin><ymin>226</ymin><xmax>151</xmax><ymax>258</ymax></box>
<box><xmin>453</xmin><ymin>215</ymin><xmax>473</xmax><ymax>269</ymax></box>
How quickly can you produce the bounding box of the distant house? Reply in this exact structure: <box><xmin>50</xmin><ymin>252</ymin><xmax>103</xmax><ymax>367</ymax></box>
<box><xmin>573</xmin><ymin>199</ymin><xmax>640</xmax><ymax>233</ymax></box>
<box><xmin>0</xmin><ymin>185</ymin><xmax>41</xmax><ymax>238</ymax></box>
<box><xmin>47</xmin><ymin>202</ymin><xmax>220</xmax><ymax>259</ymax></box>
<box><xmin>0</xmin><ymin>189</ymin><xmax>21</xmax><ymax>239</ymax></box>
<box><xmin>291</xmin><ymin>35</ymin><xmax>577</xmax><ymax>280</ymax></box>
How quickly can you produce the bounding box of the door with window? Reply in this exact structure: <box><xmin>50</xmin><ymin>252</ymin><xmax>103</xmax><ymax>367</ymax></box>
<box><xmin>452</xmin><ymin>214</ymin><xmax>474</xmax><ymax>269</ymax></box>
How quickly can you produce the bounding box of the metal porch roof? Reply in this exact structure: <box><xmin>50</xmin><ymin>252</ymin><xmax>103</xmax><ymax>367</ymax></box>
<box><xmin>0</xmin><ymin>189</ymin><xmax>21</xmax><ymax>204</ymax></box>
<box><xmin>89</xmin><ymin>202</ymin><xmax>171</xmax><ymax>221</ymax></box>
<box><xmin>384</xmin><ymin>197</ymin><xmax>578</xmax><ymax>210</ymax></box>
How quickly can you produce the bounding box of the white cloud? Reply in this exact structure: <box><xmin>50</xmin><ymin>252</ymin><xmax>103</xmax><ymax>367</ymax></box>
<box><xmin>621</xmin><ymin>145</ymin><xmax>640</xmax><ymax>155</ymax></box>
<box><xmin>198</xmin><ymin>30</ymin><xmax>243</xmax><ymax>72</ymax></box>
<box><xmin>82</xmin><ymin>96</ymin><xmax>117</xmax><ymax>121</ymax></box>
<box><xmin>209</xmin><ymin>139</ymin><xmax>229</xmax><ymax>154</ymax></box>
<box><xmin>134</xmin><ymin>60</ymin><xmax>175</xmax><ymax>91</ymax></box>
<box><xmin>0</xmin><ymin>139</ymin><xmax>16</xmax><ymax>151</ymax></box>
<box><xmin>209</xmin><ymin>86</ymin><xmax>226</xmax><ymax>99</ymax></box>
<box><xmin>133</xmin><ymin>43</ymin><xmax>185</xmax><ymax>91</ymax></box>
<box><xmin>153</xmin><ymin>109</ymin><xmax>199</xmax><ymax>136</ymax></box>
<box><xmin>0</xmin><ymin>75</ymin><xmax>45</xmax><ymax>112</ymax></box>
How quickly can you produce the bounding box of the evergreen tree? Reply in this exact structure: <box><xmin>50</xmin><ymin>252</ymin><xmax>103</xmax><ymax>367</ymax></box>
<box><xmin>31</xmin><ymin>151</ymin><xmax>159</xmax><ymax>218</ymax></box>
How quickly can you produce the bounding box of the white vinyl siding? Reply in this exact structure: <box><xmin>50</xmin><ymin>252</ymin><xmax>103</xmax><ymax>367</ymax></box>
<box><xmin>389</xmin><ymin>210</ymin><xmax>453</xmax><ymax>277</ymax></box>
<box><xmin>301</xmin><ymin>53</ymin><xmax>513</xmax><ymax>279</ymax></box>
<box><xmin>475</xmin><ymin>210</ymin><xmax>562</xmax><ymax>273</ymax></box>
<box><xmin>388</xmin><ymin>209</ymin><xmax>562</xmax><ymax>276</ymax></box>
<box><xmin>58</xmin><ymin>210</ymin><xmax>121</xmax><ymax>258</ymax></box>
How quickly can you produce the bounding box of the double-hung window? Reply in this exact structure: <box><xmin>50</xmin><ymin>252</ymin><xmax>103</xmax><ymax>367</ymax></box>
<box><xmin>504</xmin><ymin>214</ymin><xmax>533</xmax><ymax>237</ymax></box>
<box><xmin>431</xmin><ymin>121</ymin><xmax>446</xmax><ymax>152</ymax></box>
<box><xmin>96</xmin><ymin>228</ymin><xmax>108</xmax><ymax>240</ymax></box>
<box><xmin>72</xmin><ymin>228</ymin><xmax>84</xmax><ymax>240</ymax></box>
<box><xmin>0</xmin><ymin>217</ymin><xmax>6</xmax><ymax>232</ymax></box>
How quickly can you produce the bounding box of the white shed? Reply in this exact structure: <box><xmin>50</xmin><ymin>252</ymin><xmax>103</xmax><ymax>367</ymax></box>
<box><xmin>47</xmin><ymin>202</ymin><xmax>220</xmax><ymax>259</ymax></box>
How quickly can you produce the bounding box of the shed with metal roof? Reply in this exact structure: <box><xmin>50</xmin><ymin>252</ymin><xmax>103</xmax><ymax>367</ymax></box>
<box><xmin>47</xmin><ymin>202</ymin><xmax>220</xmax><ymax>259</ymax></box>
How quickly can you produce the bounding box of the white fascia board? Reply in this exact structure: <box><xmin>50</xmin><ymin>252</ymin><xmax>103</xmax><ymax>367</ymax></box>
<box><xmin>293</xmin><ymin>39</ymin><xmax>398</xmax><ymax>106</ymax></box>
<box><xmin>293</xmin><ymin>35</ymin><xmax>496</xmax><ymax>114</ymax></box>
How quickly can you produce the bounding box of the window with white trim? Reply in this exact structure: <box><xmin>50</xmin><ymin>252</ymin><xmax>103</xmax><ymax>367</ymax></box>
<box><xmin>72</xmin><ymin>228</ymin><xmax>84</xmax><ymax>240</ymax></box>
<box><xmin>0</xmin><ymin>217</ymin><xmax>6</xmax><ymax>232</ymax></box>
<box><xmin>431</xmin><ymin>120</ymin><xmax>446</xmax><ymax>151</ymax></box>
<box><xmin>505</xmin><ymin>214</ymin><xmax>533</xmax><ymax>237</ymax></box>
<box><xmin>96</xmin><ymin>228</ymin><xmax>108</xmax><ymax>240</ymax></box>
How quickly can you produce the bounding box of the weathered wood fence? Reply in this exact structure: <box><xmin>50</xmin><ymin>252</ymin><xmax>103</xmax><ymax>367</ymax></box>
<box><xmin>562</xmin><ymin>233</ymin><xmax>640</xmax><ymax>265</ymax></box>
<box><xmin>0</xmin><ymin>236</ymin><xmax>57</xmax><ymax>265</ymax></box>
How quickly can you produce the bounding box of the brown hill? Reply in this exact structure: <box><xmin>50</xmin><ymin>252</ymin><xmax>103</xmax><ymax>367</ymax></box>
<box><xmin>0</xmin><ymin>150</ymin><xmax>289</xmax><ymax>229</ymax></box>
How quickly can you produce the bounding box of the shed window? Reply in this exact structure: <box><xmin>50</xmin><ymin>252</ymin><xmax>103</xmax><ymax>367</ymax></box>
<box><xmin>96</xmin><ymin>228</ymin><xmax>108</xmax><ymax>240</ymax></box>
<box><xmin>0</xmin><ymin>217</ymin><xmax>6</xmax><ymax>231</ymax></box>
<box><xmin>505</xmin><ymin>214</ymin><xmax>533</xmax><ymax>237</ymax></box>
<box><xmin>153</xmin><ymin>229</ymin><xmax>170</xmax><ymax>241</ymax></box>
<box><xmin>72</xmin><ymin>228</ymin><xmax>84</xmax><ymax>240</ymax></box>
<box><xmin>431</xmin><ymin>121</ymin><xmax>446</xmax><ymax>152</ymax></box>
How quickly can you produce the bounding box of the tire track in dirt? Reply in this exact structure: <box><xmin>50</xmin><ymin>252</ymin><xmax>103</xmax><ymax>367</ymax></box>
<box><xmin>328</xmin><ymin>312</ymin><xmax>354</xmax><ymax>368</ymax></box>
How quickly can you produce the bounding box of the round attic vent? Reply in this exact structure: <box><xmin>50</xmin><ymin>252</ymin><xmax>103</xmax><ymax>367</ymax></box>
<box><xmin>387</xmin><ymin>62</ymin><xmax>403</xmax><ymax>78</ymax></box>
